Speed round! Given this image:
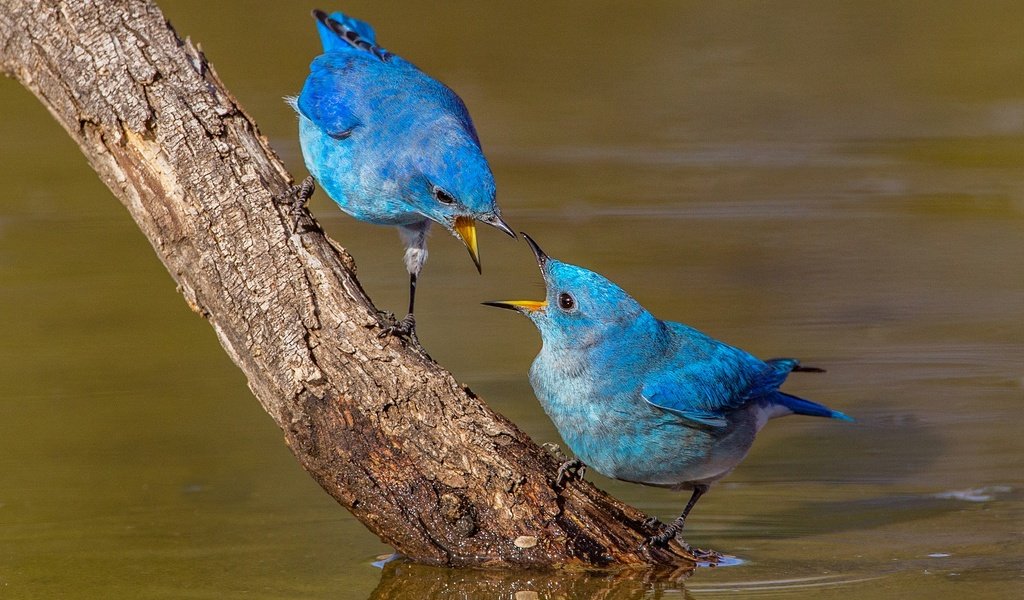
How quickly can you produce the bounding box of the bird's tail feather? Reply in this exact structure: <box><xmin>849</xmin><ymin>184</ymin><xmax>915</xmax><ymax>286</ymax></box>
<box><xmin>312</xmin><ymin>9</ymin><xmax>378</xmax><ymax>53</ymax></box>
<box><xmin>773</xmin><ymin>392</ymin><xmax>854</xmax><ymax>422</ymax></box>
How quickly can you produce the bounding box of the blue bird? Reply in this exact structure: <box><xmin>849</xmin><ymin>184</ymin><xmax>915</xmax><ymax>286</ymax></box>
<box><xmin>485</xmin><ymin>235</ymin><xmax>853</xmax><ymax>545</ymax></box>
<box><xmin>284</xmin><ymin>8</ymin><xmax>514</xmax><ymax>337</ymax></box>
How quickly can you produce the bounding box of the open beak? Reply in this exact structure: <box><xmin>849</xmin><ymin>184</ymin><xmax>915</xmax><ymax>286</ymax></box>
<box><xmin>483</xmin><ymin>232</ymin><xmax>552</xmax><ymax>314</ymax></box>
<box><xmin>521</xmin><ymin>232</ymin><xmax>549</xmax><ymax>270</ymax></box>
<box><xmin>453</xmin><ymin>216</ymin><xmax>481</xmax><ymax>273</ymax></box>
<box><xmin>482</xmin><ymin>299</ymin><xmax>547</xmax><ymax>313</ymax></box>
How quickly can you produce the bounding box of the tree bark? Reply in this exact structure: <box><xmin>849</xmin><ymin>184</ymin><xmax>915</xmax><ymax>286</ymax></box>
<box><xmin>0</xmin><ymin>0</ymin><xmax>700</xmax><ymax>569</ymax></box>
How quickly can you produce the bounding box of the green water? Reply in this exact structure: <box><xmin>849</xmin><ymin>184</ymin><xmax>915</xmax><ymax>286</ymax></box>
<box><xmin>1</xmin><ymin>1</ymin><xmax>1021</xmax><ymax>597</ymax></box>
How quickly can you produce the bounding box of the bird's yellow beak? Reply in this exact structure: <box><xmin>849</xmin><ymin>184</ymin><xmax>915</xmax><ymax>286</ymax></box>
<box><xmin>454</xmin><ymin>216</ymin><xmax>481</xmax><ymax>274</ymax></box>
<box><xmin>482</xmin><ymin>300</ymin><xmax>548</xmax><ymax>313</ymax></box>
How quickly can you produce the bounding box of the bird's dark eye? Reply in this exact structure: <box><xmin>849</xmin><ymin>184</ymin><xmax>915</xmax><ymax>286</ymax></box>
<box><xmin>558</xmin><ymin>292</ymin><xmax>575</xmax><ymax>311</ymax></box>
<box><xmin>433</xmin><ymin>186</ymin><xmax>456</xmax><ymax>205</ymax></box>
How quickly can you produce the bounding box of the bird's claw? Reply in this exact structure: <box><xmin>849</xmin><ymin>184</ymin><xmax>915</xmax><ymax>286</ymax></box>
<box><xmin>545</xmin><ymin>444</ymin><xmax>584</xmax><ymax>489</ymax></box>
<box><xmin>643</xmin><ymin>517</ymin><xmax>689</xmax><ymax>549</ymax></box>
<box><xmin>555</xmin><ymin>457</ymin><xmax>586</xmax><ymax>488</ymax></box>
<box><xmin>642</xmin><ymin>516</ymin><xmax>662</xmax><ymax>530</ymax></box>
<box><xmin>273</xmin><ymin>176</ymin><xmax>315</xmax><ymax>233</ymax></box>
<box><xmin>646</xmin><ymin>526</ymin><xmax>681</xmax><ymax>548</ymax></box>
<box><xmin>377</xmin><ymin>313</ymin><xmax>417</xmax><ymax>341</ymax></box>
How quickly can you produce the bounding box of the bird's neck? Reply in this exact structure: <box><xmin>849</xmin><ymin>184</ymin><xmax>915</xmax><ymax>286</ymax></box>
<box><xmin>540</xmin><ymin>311</ymin><xmax>669</xmax><ymax>374</ymax></box>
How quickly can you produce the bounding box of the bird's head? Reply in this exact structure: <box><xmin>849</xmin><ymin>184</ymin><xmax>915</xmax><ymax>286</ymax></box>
<box><xmin>407</xmin><ymin>120</ymin><xmax>513</xmax><ymax>273</ymax></box>
<box><xmin>484</xmin><ymin>234</ymin><xmax>648</xmax><ymax>348</ymax></box>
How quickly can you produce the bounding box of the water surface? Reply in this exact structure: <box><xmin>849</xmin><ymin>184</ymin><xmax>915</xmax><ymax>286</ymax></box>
<box><xmin>1</xmin><ymin>1</ymin><xmax>1021</xmax><ymax>597</ymax></box>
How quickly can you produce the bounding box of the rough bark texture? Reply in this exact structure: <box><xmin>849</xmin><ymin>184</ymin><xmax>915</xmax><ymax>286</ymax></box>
<box><xmin>0</xmin><ymin>0</ymin><xmax>699</xmax><ymax>569</ymax></box>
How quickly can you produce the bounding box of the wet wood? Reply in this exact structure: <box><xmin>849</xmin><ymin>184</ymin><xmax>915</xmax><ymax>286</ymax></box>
<box><xmin>0</xmin><ymin>0</ymin><xmax>700</xmax><ymax>568</ymax></box>
<box><xmin>369</xmin><ymin>560</ymin><xmax>697</xmax><ymax>598</ymax></box>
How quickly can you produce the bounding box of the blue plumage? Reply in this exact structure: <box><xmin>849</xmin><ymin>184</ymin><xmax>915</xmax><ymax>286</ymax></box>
<box><xmin>289</xmin><ymin>9</ymin><xmax>513</xmax><ymax>336</ymax></box>
<box><xmin>312</xmin><ymin>10</ymin><xmax>377</xmax><ymax>53</ymax></box>
<box><xmin>485</xmin><ymin>235</ymin><xmax>852</xmax><ymax>545</ymax></box>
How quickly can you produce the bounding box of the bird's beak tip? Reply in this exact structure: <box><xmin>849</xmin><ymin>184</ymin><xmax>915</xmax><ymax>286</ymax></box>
<box><xmin>520</xmin><ymin>231</ymin><xmax>549</xmax><ymax>268</ymax></box>
<box><xmin>485</xmin><ymin>214</ymin><xmax>517</xmax><ymax>239</ymax></box>
<box><xmin>454</xmin><ymin>216</ymin><xmax>482</xmax><ymax>273</ymax></box>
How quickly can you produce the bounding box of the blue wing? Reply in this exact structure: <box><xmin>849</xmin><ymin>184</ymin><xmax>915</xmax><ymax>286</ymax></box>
<box><xmin>641</xmin><ymin>333</ymin><xmax>807</xmax><ymax>428</ymax></box>
<box><xmin>298</xmin><ymin>52</ymin><xmax>479</xmax><ymax>150</ymax></box>
<box><xmin>299</xmin><ymin>11</ymin><xmax>434</xmax><ymax>139</ymax></box>
<box><xmin>296</xmin><ymin>54</ymin><xmax>364</xmax><ymax>140</ymax></box>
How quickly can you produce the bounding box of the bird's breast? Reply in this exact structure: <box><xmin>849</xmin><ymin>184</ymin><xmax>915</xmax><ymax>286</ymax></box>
<box><xmin>297</xmin><ymin>117</ymin><xmax>426</xmax><ymax>226</ymax></box>
<box><xmin>528</xmin><ymin>349</ymin><xmax>761</xmax><ymax>488</ymax></box>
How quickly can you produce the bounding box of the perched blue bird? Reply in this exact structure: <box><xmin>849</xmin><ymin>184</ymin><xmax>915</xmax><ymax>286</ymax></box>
<box><xmin>284</xmin><ymin>8</ymin><xmax>514</xmax><ymax>336</ymax></box>
<box><xmin>485</xmin><ymin>235</ymin><xmax>853</xmax><ymax>545</ymax></box>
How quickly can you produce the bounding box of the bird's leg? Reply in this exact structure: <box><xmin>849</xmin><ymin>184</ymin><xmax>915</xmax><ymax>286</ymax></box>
<box><xmin>408</xmin><ymin>271</ymin><xmax>417</xmax><ymax>315</ymax></box>
<box><xmin>273</xmin><ymin>176</ymin><xmax>315</xmax><ymax>232</ymax></box>
<box><xmin>380</xmin><ymin>223</ymin><xmax>429</xmax><ymax>341</ymax></box>
<box><xmin>377</xmin><ymin>273</ymin><xmax>418</xmax><ymax>340</ymax></box>
<box><xmin>647</xmin><ymin>484</ymin><xmax>708</xmax><ymax>546</ymax></box>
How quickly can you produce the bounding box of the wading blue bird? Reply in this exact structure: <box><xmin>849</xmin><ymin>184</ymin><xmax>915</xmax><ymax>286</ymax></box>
<box><xmin>284</xmin><ymin>8</ymin><xmax>514</xmax><ymax>337</ymax></box>
<box><xmin>485</xmin><ymin>235</ymin><xmax>853</xmax><ymax>545</ymax></box>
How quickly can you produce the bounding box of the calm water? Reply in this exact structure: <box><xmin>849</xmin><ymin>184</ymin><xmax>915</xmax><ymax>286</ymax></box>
<box><xmin>1</xmin><ymin>1</ymin><xmax>1022</xmax><ymax>597</ymax></box>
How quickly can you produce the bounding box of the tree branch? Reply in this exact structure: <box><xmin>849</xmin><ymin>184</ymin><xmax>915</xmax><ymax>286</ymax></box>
<box><xmin>0</xmin><ymin>0</ymin><xmax>698</xmax><ymax>569</ymax></box>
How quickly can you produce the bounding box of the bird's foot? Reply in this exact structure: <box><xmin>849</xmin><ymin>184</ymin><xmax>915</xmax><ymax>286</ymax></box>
<box><xmin>645</xmin><ymin>517</ymin><xmax>688</xmax><ymax>549</ymax></box>
<box><xmin>642</xmin><ymin>516</ymin><xmax>662</xmax><ymax>530</ymax></box>
<box><xmin>555</xmin><ymin>457</ymin><xmax>586</xmax><ymax>489</ymax></box>
<box><xmin>647</xmin><ymin>526</ymin><xmax>681</xmax><ymax>548</ymax></box>
<box><xmin>543</xmin><ymin>444</ymin><xmax>585</xmax><ymax>489</ymax></box>
<box><xmin>377</xmin><ymin>312</ymin><xmax>418</xmax><ymax>341</ymax></box>
<box><xmin>273</xmin><ymin>176</ymin><xmax>315</xmax><ymax>233</ymax></box>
